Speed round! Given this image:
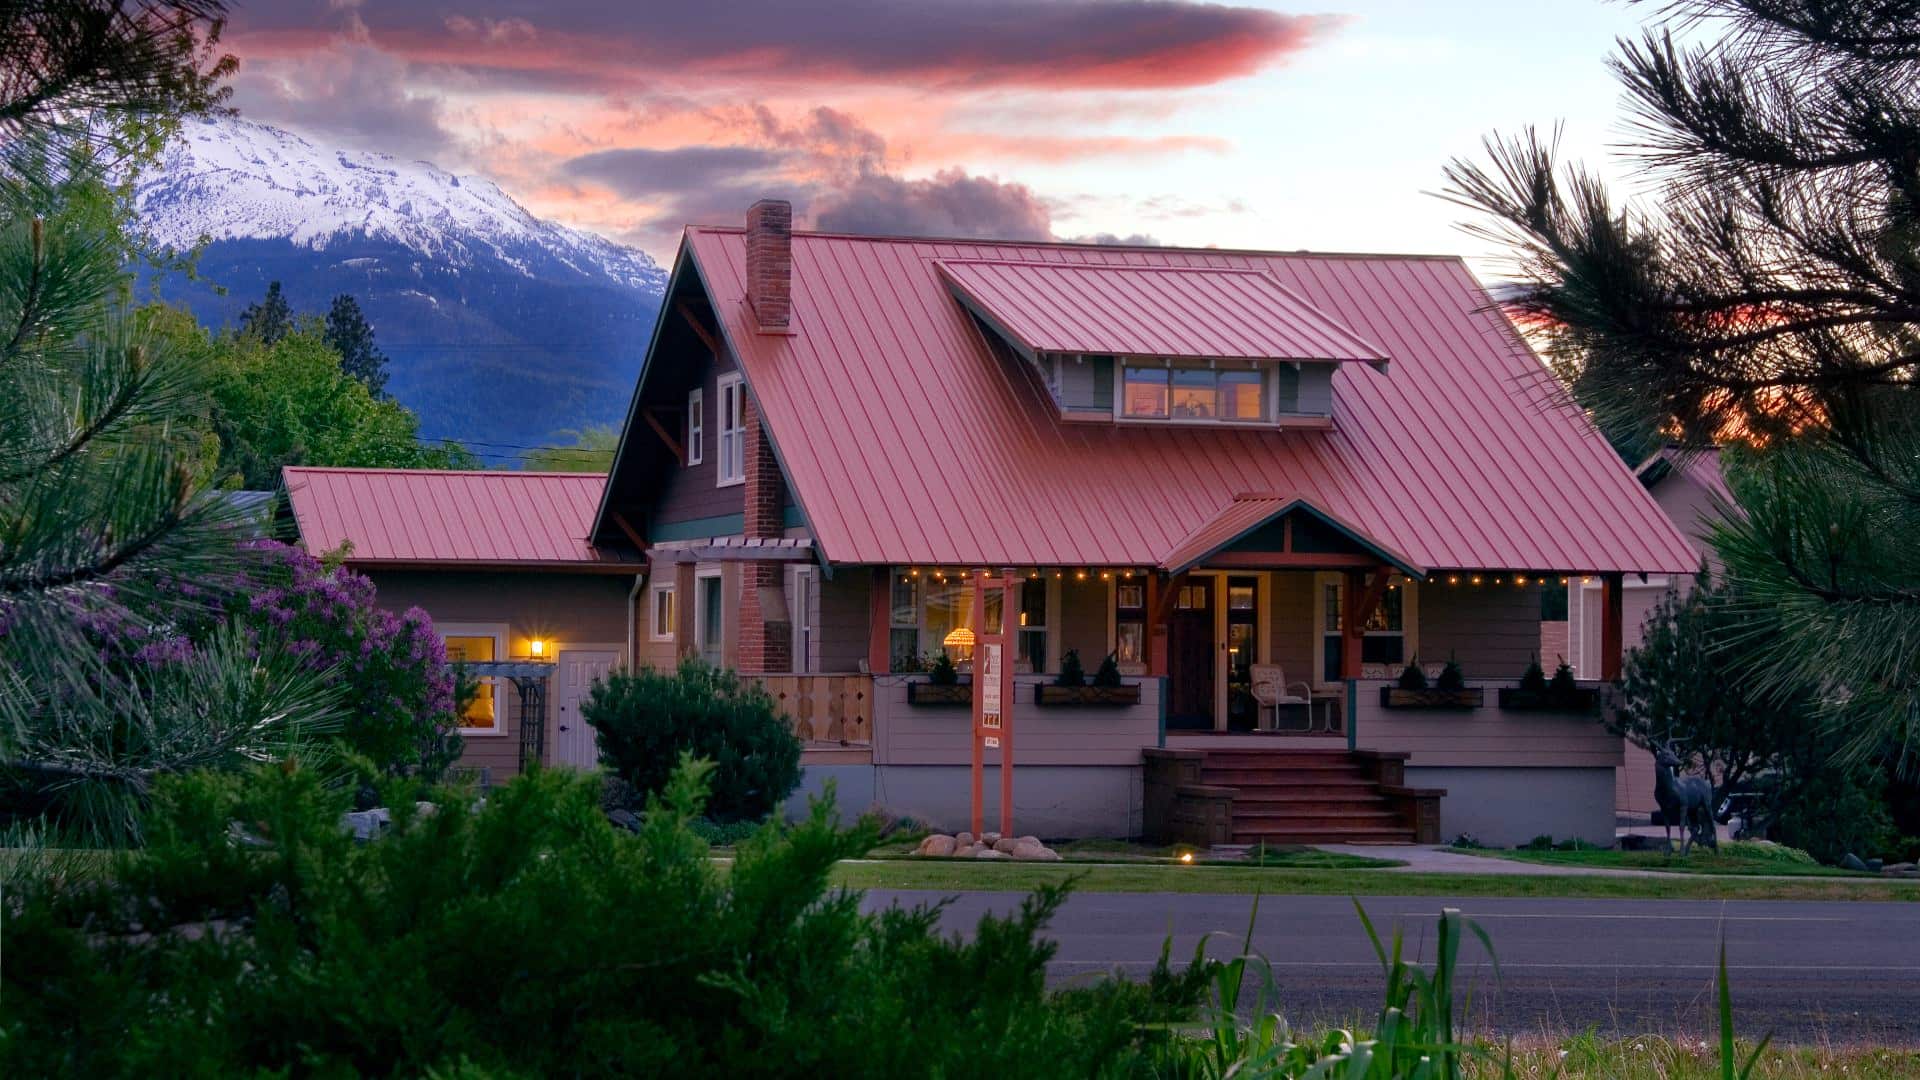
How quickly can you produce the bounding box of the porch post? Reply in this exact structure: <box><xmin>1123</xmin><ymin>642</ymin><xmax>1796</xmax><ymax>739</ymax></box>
<box><xmin>1600</xmin><ymin>571</ymin><xmax>1624</xmax><ymax>681</ymax></box>
<box><xmin>867</xmin><ymin>566</ymin><xmax>891</xmax><ymax>674</ymax></box>
<box><xmin>1145</xmin><ymin>573</ymin><xmax>1170</xmax><ymax>678</ymax></box>
<box><xmin>1339</xmin><ymin>569</ymin><xmax>1365</xmax><ymax>679</ymax></box>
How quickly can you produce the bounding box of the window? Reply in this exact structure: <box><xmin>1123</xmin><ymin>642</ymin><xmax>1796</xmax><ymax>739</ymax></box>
<box><xmin>1318</xmin><ymin>577</ymin><xmax>1413</xmax><ymax>683</ymax></box>
<box><xmin>1120</xmin><ymin>362</ymin><xmax>1267</xmax><ymax>423</ymax></box>
<box><xmin>890</xmin><ymin>573</ymin><xmax>1050</xmax><ymax>673</ymax></box>
<box><xmin>1115</xmin><ymin>583</ymin><xmax>1146</xmax><ymax>667</ymax></box>
<box><xmin>686</xmin><ymin>388</ymin><xmax>704</xmax><ymax>466</ymax></box>
<box><xmin>716</xmin><ymin>373</ymin><xmax>744</xmax><ymax>486</ymax></box>
<box><xmin>649</xmin><ymin>584</ymin><xmax>676</xmax><ymax>642</ymax></box>
<box><xmin>442</xmin><ymin>625</ymin><xmax>507</xmax><ymax>735</ymax></box>
<box><xmin>790</xmin><ymin>567</ymin><xmax>815</xmax><ymax>673</ymax></box>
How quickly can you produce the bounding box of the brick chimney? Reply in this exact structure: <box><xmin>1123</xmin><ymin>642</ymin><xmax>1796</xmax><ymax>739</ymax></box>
<box><xmin>736</xmin><ymin>394</ymin><xmax>791</xmax><ymax>674</ymax></box>
<box><xmin>745</xmin><ymin>198</ymin><xmax>792</xmax><ymax>331</ymax></box>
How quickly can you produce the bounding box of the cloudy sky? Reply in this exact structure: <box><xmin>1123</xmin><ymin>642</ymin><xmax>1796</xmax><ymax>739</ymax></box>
<box><xmin>222</xmin><ymin>0</ymin><xmax>1658</xmax><ymax>270</ymax></box>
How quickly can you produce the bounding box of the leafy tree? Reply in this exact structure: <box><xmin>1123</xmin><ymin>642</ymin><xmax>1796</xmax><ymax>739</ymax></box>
<box><xmin>584</xmin><ymin>660</ymin><xmax>802</xmax><ymax>822</ymax></box>
<box><xmin>237</xmin><ymin>279</ymin><xmax>292</xmax><ymax>344</ymax></box>
<box><xmin>1612</xmin><ymin>569</ymin><xmax>1803</xmax><ymax>805</ymax></box>
<box><xmin>1</xmin><ymin>760</ymin><xmax>1206</xmax><ymax>1075</ymax></box>
<box><xmin>142</xmin><ymin>305</ymin><xmax>472</xmax><ymax>487</ymax></box>
<box><xmin>520</xmin><ymin>423</ymin><xmax>619</xmax><ymax>472</ymax></box>
<box><xmin>322</xmin><ymin>293</ymin><xmax>388</xmax><ymax>397</ymax></box>
<box><xmin>1445</xmin><ymin>1</ymin><xmax>1920</xmax><ymax>762</ymax></box>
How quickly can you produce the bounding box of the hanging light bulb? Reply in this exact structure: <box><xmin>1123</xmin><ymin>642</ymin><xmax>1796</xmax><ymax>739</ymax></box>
<box><xmin>1471</xmin><ymin>575</ymin><xmax>1483</xmax><ymax>585</ymax></box>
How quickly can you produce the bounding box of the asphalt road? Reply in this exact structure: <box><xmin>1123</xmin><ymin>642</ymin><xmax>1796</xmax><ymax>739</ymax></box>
<box><xmin>863</xmin><ymin>890</ymin><xmax>1920</xmax><ymax>1044</ymax></box>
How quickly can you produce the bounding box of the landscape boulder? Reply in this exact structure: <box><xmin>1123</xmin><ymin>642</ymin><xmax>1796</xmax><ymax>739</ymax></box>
<box><xmin>918</xmin><ymin>834</ymin><xmax>958</xmax><ymax>857</ymax></box>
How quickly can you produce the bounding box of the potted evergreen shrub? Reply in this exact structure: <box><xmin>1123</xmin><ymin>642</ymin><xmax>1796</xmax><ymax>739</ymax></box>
<box><xmin>1499</xmin><ymin>655</ymin><xmax>1599</xmax><ymax>712</ymax></box>
<box><xmin>1036</xmin><ymin>650</ymin><xmax>1140</xmax><ymax>706</ymax></box>
<box><xmin>906</xmin><ymin>651</ymin><xmax>972</xmax><ymax>706</ymax></box>
<box><xmin>1381</xmin><ymin>655</ymin><xmax>1483</xmax><ymax>709</ymax></box>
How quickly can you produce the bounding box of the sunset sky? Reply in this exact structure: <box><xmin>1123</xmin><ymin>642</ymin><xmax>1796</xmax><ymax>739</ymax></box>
<box><xmin>222</xmin><ymin>1</ymin><xmax>1660</xmax><ymax>272</ymax></box>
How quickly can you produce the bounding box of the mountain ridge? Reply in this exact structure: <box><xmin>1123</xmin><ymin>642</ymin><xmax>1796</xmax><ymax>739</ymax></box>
<box><xmin>136</xmin><ymin>117</ymin><xmax>667</xmax><ymax>451</ymax></box>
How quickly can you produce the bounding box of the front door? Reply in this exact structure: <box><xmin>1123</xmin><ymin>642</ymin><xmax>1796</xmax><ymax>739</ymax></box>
<box><xmin>1166</xmin><ymin>578</ymin><xmax>1215</xmax><ymax>729</ymax></box>
<box><xmin>554</xmin><ymin>649</ymin><xmax>617</xmax><ymax>768</ymax></box>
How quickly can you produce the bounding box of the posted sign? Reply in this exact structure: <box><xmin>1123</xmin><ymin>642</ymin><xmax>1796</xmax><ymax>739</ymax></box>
<box><xmin>970</xmin><ymin>573</ymin><xmax>1020</xmax><ymax>837</ymax></box>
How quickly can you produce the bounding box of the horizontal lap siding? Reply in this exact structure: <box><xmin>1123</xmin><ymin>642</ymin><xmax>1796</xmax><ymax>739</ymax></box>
<box><xmin>1269</xmin><ymin>573</ymin><xmax>1318</xmax><ymax>686</ymax></box>
<box><xmin>817</xmin><ymin>569</ymin><xmax>871</xmax><ymax>673</ymax></box>
<box><xmin>871</xmin><ymin>675</ymin><xmax>1159</xmax><ymax>766</ymax></box>
<box><xmin>1058</xmin><ymin>576</ymin><xmax>1110</xmax><ymax>664</ymax></box>
<box><xmin>1353</xmin><ymin>679</ymin><xmax>1623</xmax><ymax>768</ymax></box>
<box><xmin>364</xmin><ymin>570</ymin><xmax>634</xmax><ymax>778</ymax></box>
<box><xmin>1418</xmin><ymin>583</ymin><xmax>1541</xmax><ymax>679</ymax></box>
<box><xmin>651</xmin><ymin>343</ymin><xmax>744</xmax><ymax>527</ymax></box>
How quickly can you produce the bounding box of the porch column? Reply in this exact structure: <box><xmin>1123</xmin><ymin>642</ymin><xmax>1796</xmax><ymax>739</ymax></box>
<box><xmin>1145</xmin><ymin>572</ymin><xmax>1178</xmax><ymax>678</ymax></box>
<box><xmin>1339</xmin><ymin>569</ymin><xmax>1366</xmax><ymax>679</ymax></box>
<box><xmin>1599</xmin><ymin>572</ymin><xmax>1624</xmax><ymax>680</ymax></box>
<box><xmin>867</xmin><ymin>566</ymin><xmax>891</xmax><ymax>674</ymax></box>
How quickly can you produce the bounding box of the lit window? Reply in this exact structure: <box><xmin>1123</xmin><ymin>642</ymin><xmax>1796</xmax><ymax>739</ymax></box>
<box><xmin>444</xmin><ymin>634</ymin><xmax>499</xmax><ymax>732</ymax></box>
<box><xmin>1115</xmin><ymin>583</ymin><xmax>1146</xmax><ymax>666</ymax></box>
<box><xmin>717</xmin><ymin>373</ymin><xmax>744</xmax><ymax>486</ymax></box>
<box><xmin>1122</xmin><ymin>366</ymin><xmax>1169</xmax><ymax>418</ymax></box>
<box><xmin>686</xmin><ymin>388</ymin><xmax>704</xmax><ymax>466</ymax></box>
<box><xmin>649</xmin><ymin>585</ymin><xmax>676</xmax><ymax>642</ymax></box>
<box><xmin>1121</xmin><ymin>362</ymin><xmax>1265</xmax><ymax>422</ymax></box>
<box><xmin>890</xmin><ymin>574</ymin><xmax>1049</xmax><ymax>673</ymax></box>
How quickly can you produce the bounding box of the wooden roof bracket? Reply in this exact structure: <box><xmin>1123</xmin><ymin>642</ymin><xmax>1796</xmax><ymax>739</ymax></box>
<box><xmin>640</xmin><ymin>408</ymin><xmax>684</xmax><ymax>464</ymax></box>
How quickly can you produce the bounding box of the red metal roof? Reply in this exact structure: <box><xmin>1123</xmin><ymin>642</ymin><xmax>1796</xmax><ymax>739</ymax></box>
<box><xmin>1158</xmin><ymin>494</ymin><xmax>1425</xmax><ymax>576</ymax></box>
<box><xmin>285</xmin><ymin>467</ymin><xmax>640</xmax><ymax>569</ymax></box>
<box><xmin>676</xmin><ymin>228</ymin><xmax>1700</xmax><ymax>575</ymax></box>
<box><xmin>936</xmin><ymin>259</ymin><xmax>1387</xmax><ymax>363</ymax></box>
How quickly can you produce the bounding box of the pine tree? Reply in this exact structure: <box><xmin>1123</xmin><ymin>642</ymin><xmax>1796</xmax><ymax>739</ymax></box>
<box><xmin>239</xmin><ymin>280</ymin><xmax>292</xmax><ymax>344</ymax></box>
<box><xmin>1445</xmin><ymin>1</ymin><xmax>1920</xmax><ymax>762</ymax></box>
<box><xmin>0</xmin><ymin>3</ymin><xmax>337</xmax><ymax>842</ymax></box>
<box><xmin>323</xmin><ymin>293</ymin><xmax>389</xmax><ymax>397</ymax></box>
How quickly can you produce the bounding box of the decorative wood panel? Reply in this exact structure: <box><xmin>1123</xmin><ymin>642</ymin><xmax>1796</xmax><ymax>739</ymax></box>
<box><xmin>750</xmin><ymin>674</ymin><xmax>874</xmax><ymax>746</ymax></box>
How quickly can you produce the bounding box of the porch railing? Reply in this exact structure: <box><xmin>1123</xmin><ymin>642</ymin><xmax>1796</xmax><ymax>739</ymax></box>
<box><xmin>749</xmin><ymin>673</ymin><xmax>874</xmax><ymax>746</ymax></box>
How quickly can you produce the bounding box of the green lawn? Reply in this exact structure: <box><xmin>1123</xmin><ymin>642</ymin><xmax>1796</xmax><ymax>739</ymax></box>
<box><xmin>1453</xmin><ymin>840</ymin><xmax>1876</xmax><ymax>878</ymax></box>
<box><xmin>865</xmin><ymin>837</ymin><xmax>1404</xmax><ymax>870</ymax></box>
<box><xmin>831</xmin><ymin>857</ymin><xmax>1920</xmax><ymax>900</ymax></box>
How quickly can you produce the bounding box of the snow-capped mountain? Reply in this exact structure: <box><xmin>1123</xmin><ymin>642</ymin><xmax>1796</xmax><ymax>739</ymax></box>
<box><xmin>137</xmin><ymin>117</ymin><xmax>668</xmax><ymax>449</ymax></box>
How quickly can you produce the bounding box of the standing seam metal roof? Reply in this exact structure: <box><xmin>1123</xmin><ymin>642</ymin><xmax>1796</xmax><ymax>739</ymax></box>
<box><xmin>675</xmin><ymin>228</ymin><xmax>1699</xmax><ymax>575</ymax></box>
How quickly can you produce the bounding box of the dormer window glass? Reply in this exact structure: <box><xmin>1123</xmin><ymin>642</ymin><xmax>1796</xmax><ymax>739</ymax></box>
<box><xmin>1120</xmin><ymin>361</ymin><xmax>1267</xmax><ymax>423</ymax></box>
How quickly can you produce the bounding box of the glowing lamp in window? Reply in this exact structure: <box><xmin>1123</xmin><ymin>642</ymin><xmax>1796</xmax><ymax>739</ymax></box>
<box><xmin>942</xmin><ymin>626</ymin><xmax>976</xmax><ymax>660</ymax></box>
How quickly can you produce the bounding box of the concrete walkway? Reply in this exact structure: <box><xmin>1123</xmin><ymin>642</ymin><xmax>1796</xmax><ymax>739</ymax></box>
<box><xmin>1314</xmin><ymin>843</ymin><xmax>1671</xmax><ymax>877</ymax></box>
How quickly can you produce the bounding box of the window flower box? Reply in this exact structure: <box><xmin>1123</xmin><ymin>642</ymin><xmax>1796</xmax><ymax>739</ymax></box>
<box><xmin>906</xmin><ymin>681</ymin><xmax>972</xmax><ymax>706</ymax></box>
<box><xmin>1497</xmin><ymin>687</ymin><xmax>1600</xmax><ymax>713</ymax></box>
<box><xmin>1034</xmin><ymin>684</ymin><xmax>1141</xmax><ymax>707</ymax></box>
<box><xmin>1378</xmin><ymin>687</ymin><xmax>1483</xmax><ymax>710</ymax></box>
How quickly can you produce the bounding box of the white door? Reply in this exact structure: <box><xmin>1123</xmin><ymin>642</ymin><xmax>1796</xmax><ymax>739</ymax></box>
<box><xmin>554</xmin><ymin>649</ymin><xmax>618</xmax><ymax>768</ymax></box>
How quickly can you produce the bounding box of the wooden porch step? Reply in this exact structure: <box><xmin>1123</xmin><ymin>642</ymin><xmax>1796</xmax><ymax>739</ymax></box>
<box><xmin>1201</xmin><ymin>772</ymin><xmax>1375</xmax><ymax>789</ymax></box>
<box><xmin>1200</xmin><ymin>751</ymin><xmax>1359</xmax><ymax>768</ymax></box>
<box><xmin>1233</xmin><ymin>809</ymin><xmax>1406</xmax><ymax>828</ymax></box>
<box><xmin>1233</xmin><ymin>791</ymin><xmax>1390</xmax><ymax>807</ymax></box>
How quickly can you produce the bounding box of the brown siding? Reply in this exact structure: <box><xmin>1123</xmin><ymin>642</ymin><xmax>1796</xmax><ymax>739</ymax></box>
<box><xmin>1269</xmin><ymin>572</ymin><xmax>1317</xmax><ymax>686</ymax></box>
<box><xmin>817</xmin><ymin>568</ymin><xmax>871</xmax><ymax>673</ymax></box>
<box><xmin>1418</xmin><ymin>583</ymin><xmax>1542</xmax><ymax>680</ymax></box>
<box><xmin>1057</xmin><ymin>576</ymin><xmax>1109</xmax><ymax>665</ymax></box>
<box><xmin>871</xmin><ymin>674</ymin><xmax>1159</xmax><ymax>766</ymax></box>
<box><xmin>364</xmin><ymin>569</ymin><xmax>633</xmax><ymax>778</ymax></box>
<box><xmin>1353</xmin><ymin>678</ymin><xmax>1624</xmax><ymax>768</ymax></box>
<box><xmin>650</xmin><ymin>346</ymin><xmax>743</xmax><ymax>528</ymax></box>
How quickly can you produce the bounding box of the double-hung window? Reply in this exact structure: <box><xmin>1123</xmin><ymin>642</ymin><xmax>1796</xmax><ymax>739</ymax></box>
<box><xmin>716</xmin><ymin>373</ymin><xmax>745</xmax><ymax>486</ymax></box>
<box><xmin>440</xmin><ymin>622</ymin><xmax>508</xmax><ymax>736</ymax></box>
<box><xmin>686</xmin><ymin>388</ymin><xmax>704</xmax><ymax>466</ymax></box>
<box><xmin>649</xmin><ymin>584</ymin><xmax>676</xmax><ymax>642</ymax></box>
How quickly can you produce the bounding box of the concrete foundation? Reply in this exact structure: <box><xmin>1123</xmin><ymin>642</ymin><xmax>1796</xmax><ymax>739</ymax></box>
<box><xmin>1407</xmin><ymin>765</ymin><xmax>1616</xmax><ymax>848</ymax></box>
<box><xmin>787</xmin><ymin>763</ymin><xmax>1143</xmax><ymax>839</ymax></box>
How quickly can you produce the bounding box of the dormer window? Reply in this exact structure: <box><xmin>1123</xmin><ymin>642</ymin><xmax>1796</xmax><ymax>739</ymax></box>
<box><xmin>1121</xmin><ymin>363</ymin><xmax>1266</xmax><ymax>422</ymax></box>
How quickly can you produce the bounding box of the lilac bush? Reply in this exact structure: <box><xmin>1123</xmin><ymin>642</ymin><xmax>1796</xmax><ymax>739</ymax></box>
<box><xmin>230</xmin><ymin>542</ymin><xmax>460</xmax><ymax>776</ymax></box>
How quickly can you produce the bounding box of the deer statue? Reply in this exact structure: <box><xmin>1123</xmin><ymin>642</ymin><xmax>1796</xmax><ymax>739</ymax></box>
<box><xmin>1652</xmin><ymin>743</ymin><xmax>1718</xmax><ymax>855</ymax></box>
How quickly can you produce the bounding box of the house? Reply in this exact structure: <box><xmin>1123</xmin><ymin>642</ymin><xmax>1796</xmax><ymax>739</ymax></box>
<box><xmin>283</xmin><ymin>467</ymin><xmax>644</xmax><ymax>780</ymax></box>
<box><xmin>288</xmin><ymin>199</ymin><xmax>1698</xmax><ymax>846</ymax></box>
<box><xmin>582</xmin><ymin>199</ymin><xmax>1699</xmax><ymax>846</ymax></box>
<box><xmin>1566</xmin><ymin>445</ymin><xmax>1734</xmax><ymax>817</ymax></box>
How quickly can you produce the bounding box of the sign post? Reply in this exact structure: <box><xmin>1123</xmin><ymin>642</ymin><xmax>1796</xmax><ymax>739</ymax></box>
<box><xmin>970</xmin><ymin>571</ymin><xmax>1020</xmax><ymax>837</ymax></box>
